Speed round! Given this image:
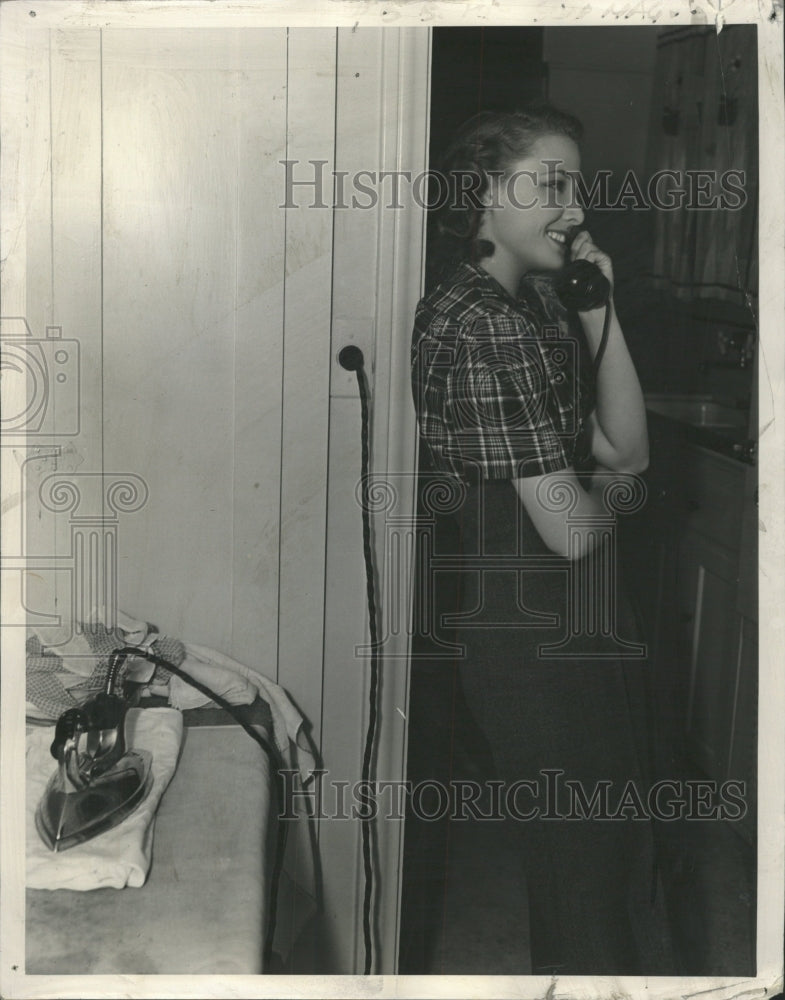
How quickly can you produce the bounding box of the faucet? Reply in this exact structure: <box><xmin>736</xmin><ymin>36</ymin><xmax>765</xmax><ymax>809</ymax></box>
<box><xmin>699</xmin><ymin>329</ymin><xmax>755</xmax><ymax>373</ymax></box>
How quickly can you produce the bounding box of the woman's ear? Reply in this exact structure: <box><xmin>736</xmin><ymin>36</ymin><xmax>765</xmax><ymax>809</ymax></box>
<box><xmin>457</xmin><ymin>157</ymin><xmax>494</xmax><ymax>212</ymax></box>
<box><xmin>477</xmin><ymin>167</ymin><xmax>496</xmax><ymax>209</ymax></box>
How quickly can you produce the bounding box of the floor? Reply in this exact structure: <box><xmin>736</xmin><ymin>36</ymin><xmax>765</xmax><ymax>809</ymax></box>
<box><xmin>420</xmin><ymin>813</ymin><xmax>756</xmax><ymax>977</ymax></box>
<box><xmin>657</xmin><ymin>816</ymin><xmax>757</xmax><ymax>976</ymax></box>
<box><xmin>421</xmin><ymin>817</ymin><xmax>532</xmax><ymax>976</ymax></box>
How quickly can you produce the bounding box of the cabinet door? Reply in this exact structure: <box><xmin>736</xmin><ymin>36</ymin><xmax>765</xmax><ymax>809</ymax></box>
<box><xmin>676</xmin><ymin>528</ymin><xmax>740</xmax><ymax>781</ymax></box>
<box><xmin>728</xmin><ymin>616</ymin><xmax>758</xmax><ymax>843</ymax></box>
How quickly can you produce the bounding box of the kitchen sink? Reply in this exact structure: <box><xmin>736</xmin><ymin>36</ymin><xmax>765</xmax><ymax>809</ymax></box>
<box><xmin>645</xmin><ymin>395</ymin><xmax>748</xmax><ymax>429</ymax></box>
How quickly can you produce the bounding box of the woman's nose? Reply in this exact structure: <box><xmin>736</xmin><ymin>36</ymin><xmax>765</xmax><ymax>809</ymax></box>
<box><xmin>561</xmin><ymin>202</ymin><xmax>585</xmax><ymax>227</ymax></box>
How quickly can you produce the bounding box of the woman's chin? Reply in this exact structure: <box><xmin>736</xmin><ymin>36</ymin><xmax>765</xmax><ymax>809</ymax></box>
<box><xmin>533</xmin><ymin>257</ymin><xmax>565</xmax><ymax>274</ymax></box>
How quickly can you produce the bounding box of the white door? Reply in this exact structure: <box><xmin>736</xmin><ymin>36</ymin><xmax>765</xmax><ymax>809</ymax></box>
<box><xmin>7</xmin><ymin>17</ymin><xmax>428</xmax><ymax>975</ymax></box>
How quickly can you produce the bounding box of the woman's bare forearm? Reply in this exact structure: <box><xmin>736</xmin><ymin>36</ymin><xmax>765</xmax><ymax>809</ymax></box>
<box><xmin>579</xmin><ymin>301</ymin><xmax>649</xmax><ymax>473</ymax></box>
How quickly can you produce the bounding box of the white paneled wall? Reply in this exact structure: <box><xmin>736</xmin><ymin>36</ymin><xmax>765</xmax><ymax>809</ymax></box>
<box><xmin>101</xmin><ymin>27</ymin><xmax>301</xmax><ymax>677</ymax></box>
<box><xmin>27</xmin><ymin>27</ymin><xmax>336</xmax><ymax>749</ymax></box>
<box><xmin>19</xmin><ymin>20</ymin><xmax>428</xmax><ymax>974</ymax></box>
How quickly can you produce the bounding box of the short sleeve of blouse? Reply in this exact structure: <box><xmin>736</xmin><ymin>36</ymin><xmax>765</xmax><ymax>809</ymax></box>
<box><xmin>444</xmin><ymin>308</ymin><xmax>576</xmax><ymax>480</ymax></box>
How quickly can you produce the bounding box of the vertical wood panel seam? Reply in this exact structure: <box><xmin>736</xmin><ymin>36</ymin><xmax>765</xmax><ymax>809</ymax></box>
<box><xmin>381</xmin><ymin>33</ymin><xmax>404</xmax><ymax>471</ymax></box>
<box><xmin>100</xmin><ymin>29</ymin><xmax>105</xmax><ymax>506</ymax></box>
<box><xmin>275</xmin><ymin>28</ymin><xmax>291</xmax><ymax>687</ymax></box>
<box><xmin>48</xmin><ymin>30</ymin><xmax>53</xmax><ymax>326</ymax></box>
<box><xmin>230</xmin><ymin>61</ymin><xmax>240</xmax><ymax>648</ymax></box>
<box><xmin>315</xmin><ymin>25</ymin><xmax>341</xmax><ymax>837</ymax></box>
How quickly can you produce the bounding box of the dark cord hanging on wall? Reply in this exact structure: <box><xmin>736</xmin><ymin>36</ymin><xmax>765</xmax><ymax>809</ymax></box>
<box><xmin>338</xmin><ymin>344</ymin><xmax>380</xmax><ymax>976</ymax></box>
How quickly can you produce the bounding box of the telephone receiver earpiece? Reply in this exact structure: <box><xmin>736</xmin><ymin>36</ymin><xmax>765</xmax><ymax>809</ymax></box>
<box><xmin>553</xmin><ymin>230</ymin><xmax>611</xmax><ymax>312</ymax></box>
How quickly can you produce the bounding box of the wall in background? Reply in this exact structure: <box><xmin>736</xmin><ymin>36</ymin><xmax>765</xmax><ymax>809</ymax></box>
<box><xmin>544</xmin><ymin>27</ymin><xmax>670</xmax><ymax>392</ymax></box>
<box><xmin>23</xmin><ymin>25</ymin><xmax>333</xmax><ymax>748</ymax></box>
<box><xmin>543</xmin><ymin>26</ymin><xmax>659</xmax><ymax>182</ymax></box>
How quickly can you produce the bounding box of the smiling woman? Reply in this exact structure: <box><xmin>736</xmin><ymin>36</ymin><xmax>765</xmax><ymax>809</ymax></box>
<box><xmin>478</xmin><ymin>134</ymin><xmax>585</xmax><ymax>287</ymax></box>
<box><xmin>404</xmin><ymin>105</ymin><xmax>675</xmax><ymax>975</ymax></box>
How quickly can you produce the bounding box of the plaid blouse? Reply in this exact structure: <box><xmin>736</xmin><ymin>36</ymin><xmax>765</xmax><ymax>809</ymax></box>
<box><xmin>411</xmin><ymin>261</ymin><xmax>595</xmax><ymax>482</ymax></box>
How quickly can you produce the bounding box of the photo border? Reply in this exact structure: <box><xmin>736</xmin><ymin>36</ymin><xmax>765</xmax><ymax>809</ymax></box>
<box><xmin>1</xmin><ymin>2</ymin><xmax>782</xmax><ymax>998</ymax></box>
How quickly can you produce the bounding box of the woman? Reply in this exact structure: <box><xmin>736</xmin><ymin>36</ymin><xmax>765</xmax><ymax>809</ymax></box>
<box><xmin>409</xmin><ymin>106</ymin><xmax>675</xmax><ymax>975</ymax></box>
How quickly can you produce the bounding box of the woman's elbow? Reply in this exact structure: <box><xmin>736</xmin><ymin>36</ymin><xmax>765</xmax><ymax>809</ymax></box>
<box><xmin>606</xmin><ymin>447</ymin><xmax>649</xmax><ymax>475</ymax></box>
<box><xmin>623</xmin><ymin>451</ymin><xmax>649</xmax><ymax>475</ymax></box>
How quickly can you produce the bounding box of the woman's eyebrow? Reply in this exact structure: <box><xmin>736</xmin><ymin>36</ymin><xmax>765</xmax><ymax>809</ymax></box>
<box><xmin>539</xmin><ymin>161</ymin><xmax>568</xmax><ymax>178</ymax></box>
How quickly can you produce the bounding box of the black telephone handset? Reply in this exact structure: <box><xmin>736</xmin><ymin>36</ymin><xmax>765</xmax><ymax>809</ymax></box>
<box><xmin>553</xmin><ymin>258</ymin><xmax>610</xmax><ymax>312</ymax></box>
<box><xmin>552</xmin><ymin>230</ymin><xmax>610</xmax><ymax>312</ymax></box>
<box><xmin>553</xmin><ymin>230</ymin><xmax>612</xmax><ymax>370</ymax></box>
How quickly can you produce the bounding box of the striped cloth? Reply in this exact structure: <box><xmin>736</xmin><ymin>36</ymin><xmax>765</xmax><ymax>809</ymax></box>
<box><xmin>26</xmin><ymin>623</ymin><xmax>185</xmax><ymax>721</ymax></box>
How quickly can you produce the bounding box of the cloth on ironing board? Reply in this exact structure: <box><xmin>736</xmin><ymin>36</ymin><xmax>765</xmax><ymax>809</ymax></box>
<box><xmin>27</xmin><ymin>708</ymin><xmax>183</xmax><ymax>891</ymax></box>
<box><xmin>169</xmin><ymin>642</ymin><xmax>317</xmax><ymax>784</ymax></box>
<box><xmin>167</xmin><ymin>649</ymin><xmax>257</xmax><ymax>711</ymax></box>
<box><xmin>26</xmin><ymin>611</ymin><xmax>186</xmax><ymax>722</ymax></box>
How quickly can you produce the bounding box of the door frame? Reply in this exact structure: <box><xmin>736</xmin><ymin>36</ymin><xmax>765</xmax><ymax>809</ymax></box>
<box><xmin>319</xmin><ymin>25</ymin><xmax>431</xmax><ymax>974</ymax></box>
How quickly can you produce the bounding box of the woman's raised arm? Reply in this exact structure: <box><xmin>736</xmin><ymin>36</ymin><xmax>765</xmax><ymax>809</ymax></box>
<box><xmin>570</xmin><ymin>231</ymin><xmax>649</xmax><ymax>474</ymax></box>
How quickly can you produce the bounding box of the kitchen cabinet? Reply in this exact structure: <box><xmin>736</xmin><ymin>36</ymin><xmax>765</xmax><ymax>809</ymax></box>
<box><xmin>677</xmin><ymin>527</ymin><xmax>742</xmax><ymax>781</ymax></box>
<box><xmin>631</xmin><ymin>413</ymin><xmax>757</xmax><ymax>843</ymax></box>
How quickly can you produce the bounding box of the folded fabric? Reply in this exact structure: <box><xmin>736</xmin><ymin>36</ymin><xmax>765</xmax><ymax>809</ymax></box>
<box><xmin>170</xmin><ymin>643</ymin><xmax>317</xmax><ymax>785</ymax></box>
<box><xmin>167</xmin><ymin>650</ymin><xmax>257</xmax><ymax>711</ymax></box>
<box><xmin>27</xmin><ymin>708</ymin><xmax>183</xmax><ymax>891</ymax></box>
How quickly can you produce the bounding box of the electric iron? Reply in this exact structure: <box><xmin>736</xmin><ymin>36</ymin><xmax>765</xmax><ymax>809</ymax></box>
<box><xmin>35</xmin><ymin>651</ymin><xmax>153</xmax><ymax>852</ymax></box>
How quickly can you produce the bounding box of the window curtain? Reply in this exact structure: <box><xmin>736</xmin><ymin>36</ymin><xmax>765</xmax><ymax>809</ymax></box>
<box><xmin>647</xmin><ymin>25</ymin><xmax>758</xmax><ymax>305</ymax></box>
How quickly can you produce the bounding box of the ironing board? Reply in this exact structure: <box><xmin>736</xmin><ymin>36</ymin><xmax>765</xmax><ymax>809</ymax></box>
<box><xmin>25</xmin><ymin>700</ymin><xmax>293</xmax><ymax>974</ymax></box>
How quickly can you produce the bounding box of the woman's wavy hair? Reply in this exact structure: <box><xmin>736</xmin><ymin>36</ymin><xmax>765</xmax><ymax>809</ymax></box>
<box><xmin>427</xmin><ymin>104</ymin><xmax>583</xmax><ymax>285</ymax></box>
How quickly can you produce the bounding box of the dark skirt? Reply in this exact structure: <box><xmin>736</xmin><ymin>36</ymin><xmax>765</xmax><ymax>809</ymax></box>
<box><xmin>445</xmin><ymin>477</ymin><xmax>675</xmax><ymax>975</ymax></box>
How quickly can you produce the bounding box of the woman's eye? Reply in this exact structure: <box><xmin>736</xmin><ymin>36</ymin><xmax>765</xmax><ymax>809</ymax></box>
<box><xmin>545</xmin><ymin>179</ymin><xmax>568</xmax><ymax>192</ymax></box>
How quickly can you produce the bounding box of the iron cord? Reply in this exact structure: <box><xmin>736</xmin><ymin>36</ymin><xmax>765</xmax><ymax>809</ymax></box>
<box><xmin>110</xmin><ymin>646</ymin><xmax>289</xmax><ymax>968</ymax></box>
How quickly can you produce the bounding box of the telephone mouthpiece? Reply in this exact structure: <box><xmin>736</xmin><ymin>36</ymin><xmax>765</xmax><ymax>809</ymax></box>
<box><xmin>554</xmin><ymin>259</ymin><xmax>610</xmax><ymax>312</ymax></box>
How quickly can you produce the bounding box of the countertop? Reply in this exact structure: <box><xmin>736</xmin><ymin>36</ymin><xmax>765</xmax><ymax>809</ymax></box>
<box><xmin>645</xmin><ymin>394</ymin><xmax>755</xmax><ymax>465</ymax></box>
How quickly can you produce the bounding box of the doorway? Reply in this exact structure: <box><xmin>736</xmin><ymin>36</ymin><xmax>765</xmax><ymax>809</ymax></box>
<box><xmin>398</xmin><ymin>27</ymin><xmax>548</xmax><ymax>975</ymax></box>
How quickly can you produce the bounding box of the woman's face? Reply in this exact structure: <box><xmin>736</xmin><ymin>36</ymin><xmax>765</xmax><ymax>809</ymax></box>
<box><xmin>479</xmin><ymin>133</ymin><xmax>585</xmax><ymax>279</ymax></box>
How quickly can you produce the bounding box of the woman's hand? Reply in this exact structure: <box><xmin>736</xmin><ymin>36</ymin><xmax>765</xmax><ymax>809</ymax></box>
<box><xmin>570</xmin><ymin>230</ymin><xmax>614</xmax><ymax>297</ymax></box>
